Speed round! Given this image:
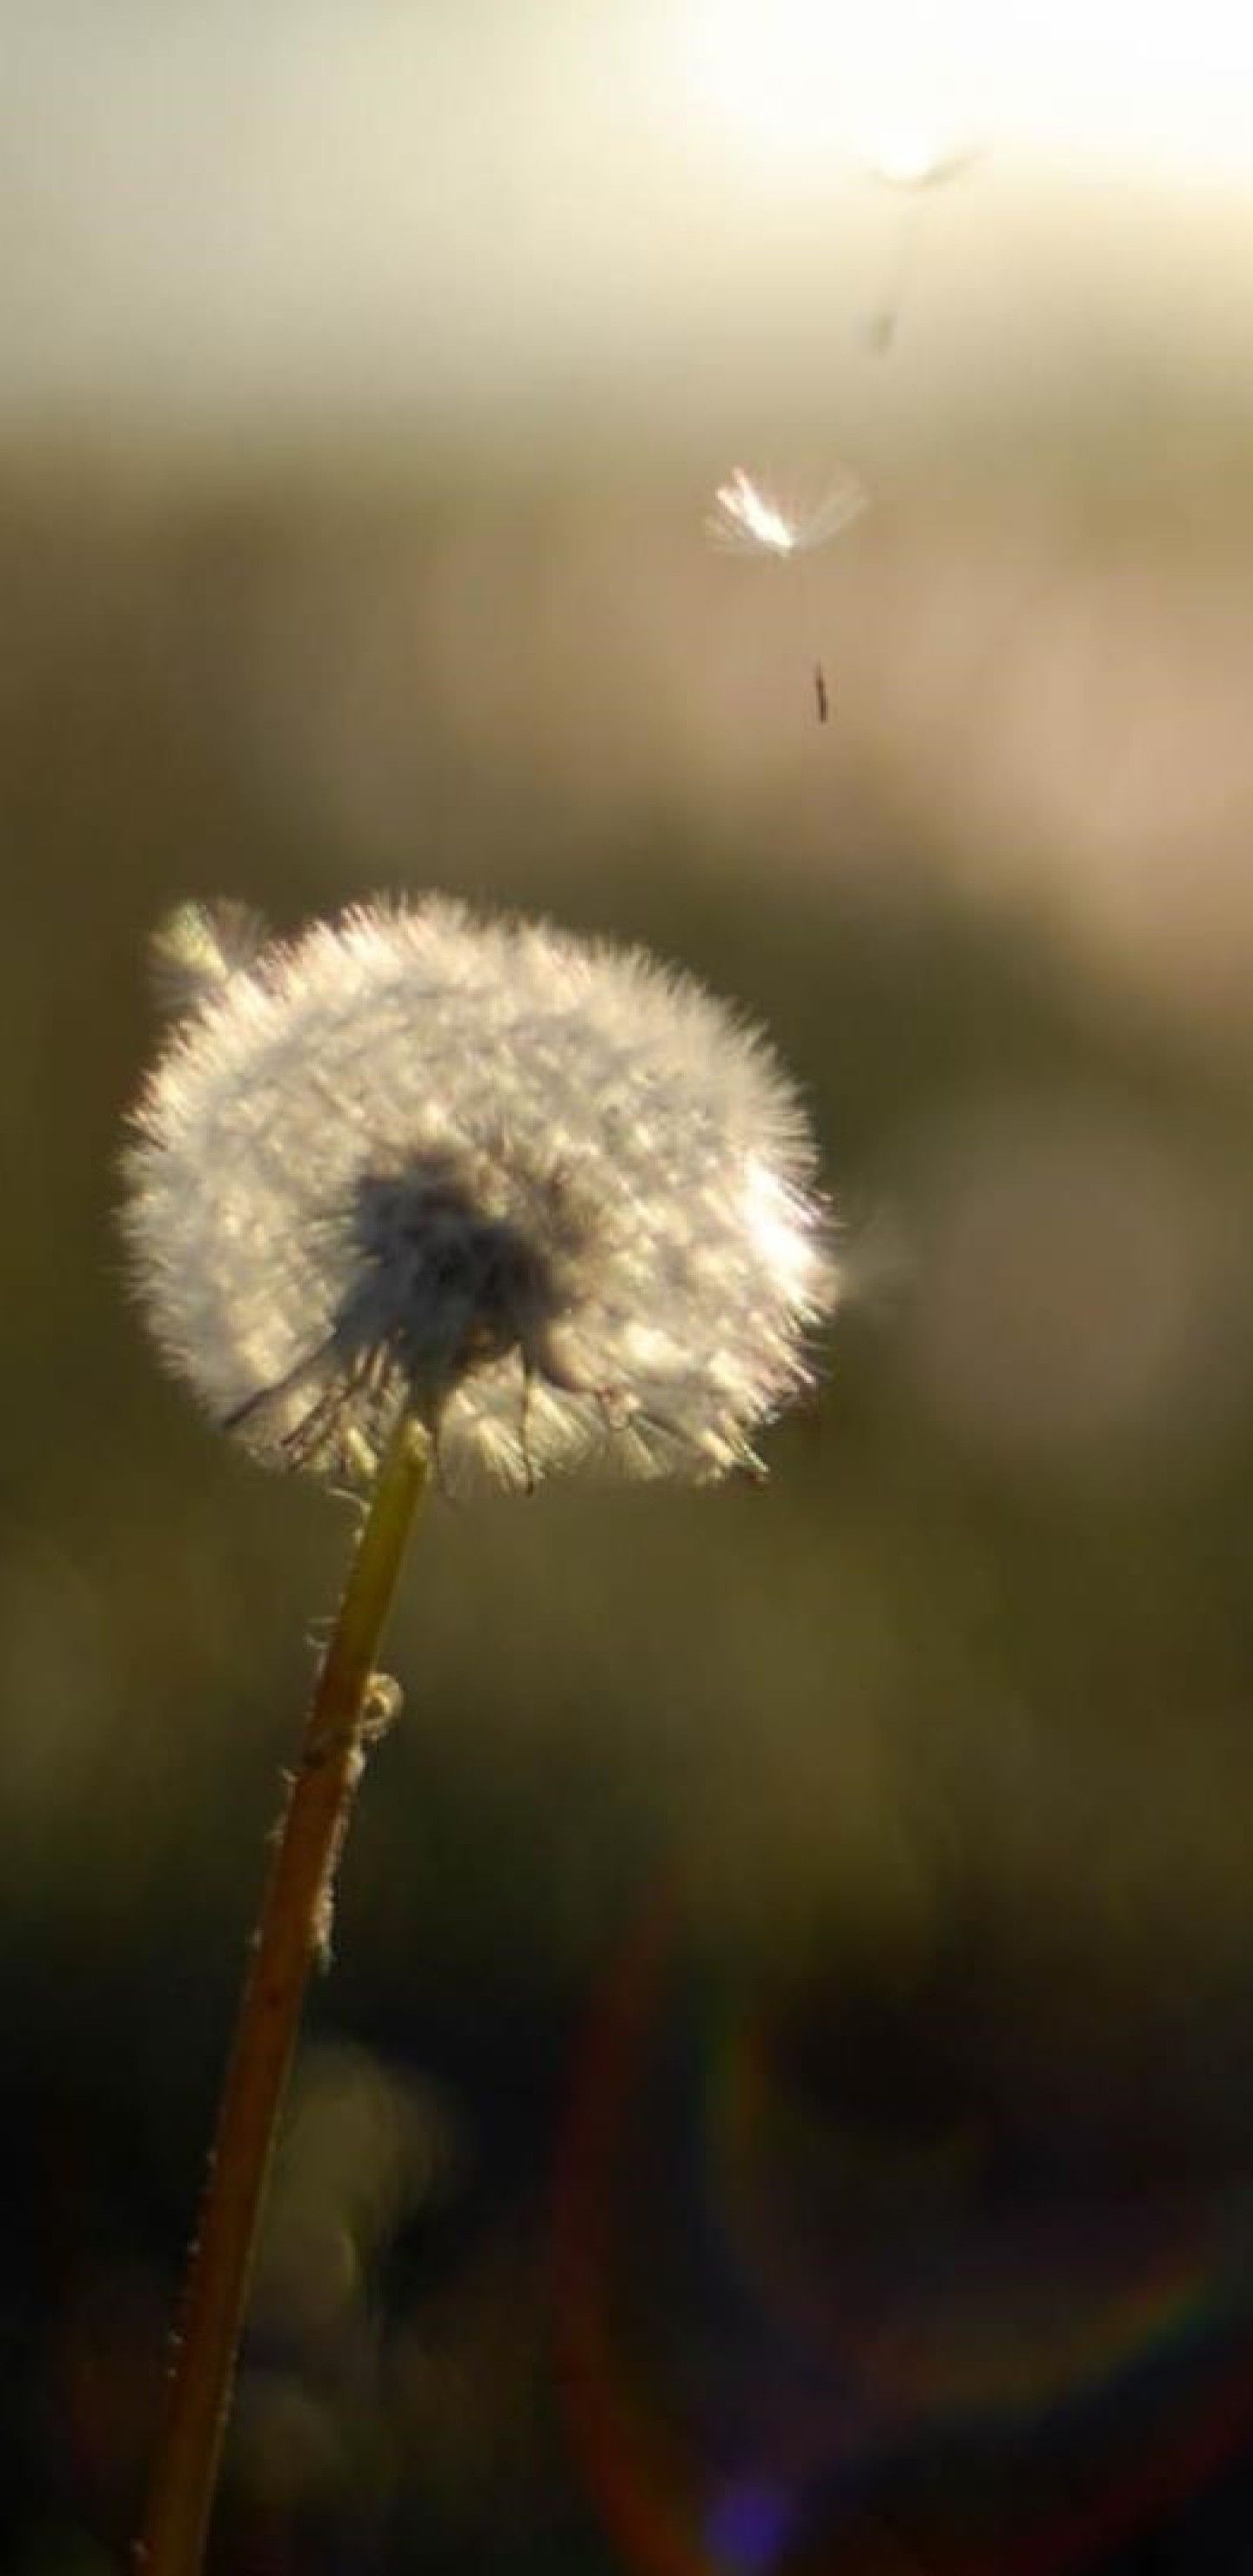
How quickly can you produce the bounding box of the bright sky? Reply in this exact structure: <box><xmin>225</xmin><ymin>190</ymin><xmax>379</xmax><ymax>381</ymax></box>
<box><xmin>680</xmin><ymin>0</ymin><xmax>1253</xmax><ymax>183</ymax></box>
<box><xmin>1</xmin><ymin>0</ymin><xmax>1250</xmax><ymax>451</ymax></box>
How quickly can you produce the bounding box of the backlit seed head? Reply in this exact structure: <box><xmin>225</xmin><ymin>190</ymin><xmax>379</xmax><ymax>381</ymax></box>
<box><xmin>123</xmin><ymin>896</ymin><xmax>834</xmax><ymax>1492</ymax></box>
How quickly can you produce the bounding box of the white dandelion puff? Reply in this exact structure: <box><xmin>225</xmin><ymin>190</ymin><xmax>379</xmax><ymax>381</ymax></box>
<box><xmin>123</xmin><ymin>896</ymin><xmax>834</xmax><ymax>1492</ymax></box>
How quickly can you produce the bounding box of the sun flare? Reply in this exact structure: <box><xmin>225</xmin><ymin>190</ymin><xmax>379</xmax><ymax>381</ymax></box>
<box><xmin>681</xmin><ymin>0</ymin><xmax>1253</xmax><ymax>184</ymax></box>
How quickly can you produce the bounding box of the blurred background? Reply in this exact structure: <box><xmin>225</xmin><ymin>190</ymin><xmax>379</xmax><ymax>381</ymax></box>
<box><xmin>6</xmin><ymin>1</ymin><xmax>1253</xmax><ymax>2568</ymax></box>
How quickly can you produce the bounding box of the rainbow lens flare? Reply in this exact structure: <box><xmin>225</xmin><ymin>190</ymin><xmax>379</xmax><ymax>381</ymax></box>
<box><xmin>553</xmin><ymin>1896</ymin><xmax>1253</xmax><ymax>2573</ymax></box>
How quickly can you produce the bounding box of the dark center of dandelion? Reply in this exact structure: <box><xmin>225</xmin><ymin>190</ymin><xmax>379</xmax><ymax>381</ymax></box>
<box><xmin>349</xmin><ymin>1162</ymin><xmax>566</xmax><ymax>1394</ymax></box>
<box><xmin>224</xmin><ymin>1151</ymin><xmax>587</xmax><ymax>1471</ymax></box>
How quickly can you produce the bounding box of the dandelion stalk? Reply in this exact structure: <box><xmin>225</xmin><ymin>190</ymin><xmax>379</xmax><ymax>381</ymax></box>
<box><xmin>135</xmin><ymin>1407</ymin><xmax>429</xmax><ymax>2576</ymax></box>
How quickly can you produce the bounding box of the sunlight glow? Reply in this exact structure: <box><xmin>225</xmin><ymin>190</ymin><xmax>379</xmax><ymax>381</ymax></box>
<box><xmin>682</xmin><ymin>0</ymin><xmax>1253</xmax><ymax>183</ymax></box>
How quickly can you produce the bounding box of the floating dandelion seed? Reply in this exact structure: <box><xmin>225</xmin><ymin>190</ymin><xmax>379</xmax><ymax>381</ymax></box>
<box><xmin>706</xmin><ymin>466</ymin><xmax>868</xmax><ymax>722</ymax></box>
<box><xmin>864</xmin><ymin>136</ymin><xmax>982</xmax><ymax>192</ymax></box>
<box><xmin>858</xmin><ymin>131</ymin><xmax>983</xmax><ymax>353</ymax></box>
<box><xmin>124</xmin><ymin>896</ymin><xmax>834</xmax><ymax>1493</ymax></box>
<box><xmin>149</xmin><ymin>896</ymin><xmax>268</xmax><ymax>1014</ymax></box>
<box><xmin>707</xmin><ymin>466</ymin><xmax>867</xmax><ymax>560</ymax></box>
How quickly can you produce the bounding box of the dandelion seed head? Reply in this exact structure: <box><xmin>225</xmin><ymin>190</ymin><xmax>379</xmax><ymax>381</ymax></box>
<box><xmin>123</xmin><ymin>896</ymin><xmax>834</xmax><ymax>1492</ymax></box>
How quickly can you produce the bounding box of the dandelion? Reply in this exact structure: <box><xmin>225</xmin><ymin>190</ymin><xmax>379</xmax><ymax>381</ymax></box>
<box><xmin>705</xmin><ymin>466</ymin><xmax>868</xmax><ymax>722</ymax></box>
<box><xmin>124</xmin><ymin>894</ymin><xmax>833</xmax><ymax>2576</ymax></box>
<box><xmin>126</xmin><ymin>896</ymin><xmax>831</xmax><ymax>1491</ymax></box>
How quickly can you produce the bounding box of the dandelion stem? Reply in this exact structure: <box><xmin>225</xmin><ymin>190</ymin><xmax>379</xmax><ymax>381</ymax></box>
<box><xmin>135</xmin><ymin>1410</ymin><xmax>430</xmax><ymax>2576</ymax></box>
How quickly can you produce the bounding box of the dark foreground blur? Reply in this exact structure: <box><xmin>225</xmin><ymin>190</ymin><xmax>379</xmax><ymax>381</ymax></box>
<box><xmin>5</xmin><ymin>403</ymin><xmax>1253</xmax><ymax>2576</ymax></box>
